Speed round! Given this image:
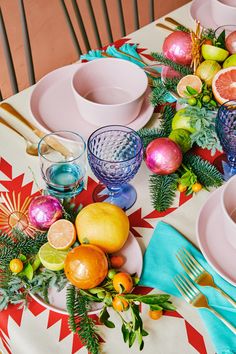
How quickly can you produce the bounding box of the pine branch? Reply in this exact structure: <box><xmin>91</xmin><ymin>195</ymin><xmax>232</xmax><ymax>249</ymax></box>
<box><xmin>150</xmin><ymin>79</ymin><xmax>170</xmax><ymax>107</ymax></box>
<box><xmin>164</xmin><ymin>77</ymin><xmax>179</xmax><ymax>93</ymax></box>
<box><xmin>67</xmin><ymin>285</ymin><xmax>100</xmax><ymax>354</ymax></box>
<box><xmin>149</xmin><ymin>174</ymin><xmax>178</xmax><ymax>211</ymax></box>
<box><xmin>183</xmin><ymin>154</ymin><xmax>223</xmax><ymax>187</ymax></box>
<box><xmin>159</xmin><ymin>105</ymin><xmax>176</xmax><ymax>136</ymax></box>
<box><xmin>175</xmin><ymin>25</ymin><xmax>190</xmax><ymax>33</ymax></box>
<box><xmin>151</xmin><ymin>53</ymin><xmax>193</xmax><ymax>76</ymax></box>
<box><xmin>137</xmin><ymin>128</ymin><xmax>165</xmax><ymax>149</ymax></box>
<box><xmin>0</xmin><ymin>232</ymin><xmax>15</xmax><ymax>247</ymax></box>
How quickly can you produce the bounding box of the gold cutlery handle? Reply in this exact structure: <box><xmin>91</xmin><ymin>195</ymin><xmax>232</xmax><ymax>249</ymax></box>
<box><xmin>0</xmin><ymin>103</ymin><xmax>72</xmax><ymax>158</ymax></box>
<box><xmin>208</xmin><ymin>306</ymin><xmax>236</xmax><ymax>334</ymax></box>
<box><xmin>155</xmin><ymin>23</ymin><xmax>174</xmax><ymax>32</ymax></box>
<box><xmin>164</xmin><ymin>17</ymin><xmax>187</xmax><ymax>29</ymax></box>
<box><xmin>214</xmin><ymin>285</ymin><xmax>236</xmax><ymax>308</ymax></box>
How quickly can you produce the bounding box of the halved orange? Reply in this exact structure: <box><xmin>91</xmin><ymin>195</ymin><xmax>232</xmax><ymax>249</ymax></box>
<box><xmin>47</xmin><ymin>219</ymin><xmax>76</xmax><ymax>250</ymax></box>
<box><xmin>212</xmin><ymin>67</ymin><xmax>236</xmax><ymax>105</ymax></box>
<box><xmin>177</xmin><ymin>75</ymin><xmax>202</xmax><ymax>98</ymax></box>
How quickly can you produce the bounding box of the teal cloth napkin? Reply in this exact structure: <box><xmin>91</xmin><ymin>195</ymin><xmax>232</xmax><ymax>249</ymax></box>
<box><xmin>140</xmin><ymin>221</ymin><xmax>236</xmax><ymax>354</ymax></box>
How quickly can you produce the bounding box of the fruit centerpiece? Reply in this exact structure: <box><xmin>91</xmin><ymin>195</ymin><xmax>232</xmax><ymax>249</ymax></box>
<box><xmin>137</xmin><ymin>22</ymin><xmax>236</xmax><ymax>211</ymax></box>
<box><xmin>0</xmin><ymin>194</ymin><xmax>175</xmax><ymax>353</ymax></box>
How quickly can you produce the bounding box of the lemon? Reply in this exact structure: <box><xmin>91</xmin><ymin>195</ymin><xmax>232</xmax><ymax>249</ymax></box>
<box><xmin>39</xmin><ymin>242</ymin><xmax>68</xmax><ymax>271</ymax></box>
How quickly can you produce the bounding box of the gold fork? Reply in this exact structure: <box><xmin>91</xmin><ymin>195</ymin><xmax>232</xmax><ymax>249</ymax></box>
<box><xmin>173</xmin><ymin>274</ymin><xmax>236</xmax><ymax>334</ymax></box>
<box><xmin>176</xmin><ymin>248</ymin><xmax>236</xmax><ymax>308</ymax></box>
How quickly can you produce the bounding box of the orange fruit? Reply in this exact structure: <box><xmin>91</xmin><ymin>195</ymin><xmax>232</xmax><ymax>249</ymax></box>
<box><xmin>113</xmin><ymin>272</ymin><xmax>133</xmax><ymax>293</ymax></box>
<box><xmin>177</xmin><ymin>75</ymin><xmax>202</xmax><ymax>98</ymax></box>
<box><xmin>212</xmin><ymin>67</ymin><xmax>236</xmax><ymax>105</ymax></box>
<box><xmin>47</xmin><ymin>219</ymin><xmax>76</xmax><ymax>250</ymax></box>
<box><xmin>9</xmin><ymin>258</ymin><xmax>24</xmax><ymax>273</ymax></box>
<box><xmin>75</xmin><ymin>202</ymin><xmax>129</xmax><ymax>253</ymax></box>
<box><xmin>110</xmin><ymin>255</ymin><xmax>125</xmax><ymax>269</ymax></box>
<box><xmin>149</xmin><ymin>309</ymin><xmax>163</xmax><ymax>320</ymax></box>
<box><xmin>112</xmin><ymin>295</ymin><xmax>129</xmax><ymax>311</ymax></box>
<box><xmin>192</xmin><ymin>182</ymin><xmax>202</xmax><ymax>193</ymax></box>
<box><xmin>64</xmin><ymin>244</ymin><xmax>108</xmax><ymax>289</ymax></box>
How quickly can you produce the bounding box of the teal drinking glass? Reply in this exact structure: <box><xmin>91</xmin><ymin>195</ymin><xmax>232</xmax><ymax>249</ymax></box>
<box><xmin>38</xmin><ymin>131</ymin><xmax>86</xmax><ymax>198</ymax></box>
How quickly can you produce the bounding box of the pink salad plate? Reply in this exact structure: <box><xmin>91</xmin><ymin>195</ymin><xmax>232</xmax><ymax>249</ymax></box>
<box><xmin>30</xmin><ymin>64</ymin><xmax>154</xmax><ymax>141</ymax></box>
<box><xmin>196</xmin><ymin>187</ymin><xmax>236</xmax><ymax>286</ymax></box>
<box><xmin>190</xmin><ymin>0</ymin><xmax>218</xmax><ymax>29</ymax></box>
<box><xmin>30</xmin><ymin>233</ymin><xmax>143</xmax><ymax>315</ymax></box>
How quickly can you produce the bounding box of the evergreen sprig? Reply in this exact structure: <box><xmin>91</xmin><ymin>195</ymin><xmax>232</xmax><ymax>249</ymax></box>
<box><xmin>183</xmin><ymin>154</ymin><xmax>223</xmax><ymax>188</ymax></box>
<box><xmin>175</xmin><ymin>25</ymin><xmax>190</xmax><ymax>33</ymax></box>
<box><xmin>159</xmin><ymin>105</ymin><xmax>176</xmax><ymax>136</ymax></box>
<box><xmin>67</xmin><ymin>285</ymin><xmax>100</xmax><ymax>354</ymax></box>
<box><xmin>150</xmin><ymin>53</ymin><xmax>193</xmax><ymax>76</ymax></box>
<box><xmin>138</xmin><ymin>105</ymin><xmax>175</xmax><ymax>148</ymax></box>
<box><xmin>149</xmin><ymin>174</ymin><xmax>179</xmax><ymax>211</ymax></box>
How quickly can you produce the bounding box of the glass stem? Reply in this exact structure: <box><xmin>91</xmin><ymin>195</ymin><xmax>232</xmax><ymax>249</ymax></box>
<box><xmin>107</xmin><ymin>186</ymin><xmax>122</xmax><ymax>197</ymax></box>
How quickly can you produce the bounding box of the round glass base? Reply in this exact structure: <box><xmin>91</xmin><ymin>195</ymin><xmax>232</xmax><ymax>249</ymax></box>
<box><xmin>92</xmin><ymin>183</ymin><xmax>137</xmax><ymax>210</ymax></box>
<box><xmin>213</xmin><ymin>154</ymin><xmax>236</xmax><ymax>181</ymax></box>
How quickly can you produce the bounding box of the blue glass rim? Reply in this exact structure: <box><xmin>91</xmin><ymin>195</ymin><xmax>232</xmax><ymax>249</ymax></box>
<box><xmin>217</xmin><ymin>100</ymin><xmax>236</xmax><ymax>122</ymax></box>
<box><xmin>38</xmin><ymin>130</ymin><xmax>86</xmax><ymax>163</ymax></box>
<box><xmin>87</xmin><ymin>124</ymin><xmax>143</xmax><ymax>163</ymax></box>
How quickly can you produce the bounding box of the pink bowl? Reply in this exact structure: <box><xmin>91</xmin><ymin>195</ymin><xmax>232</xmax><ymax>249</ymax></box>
<box><xmin>71</xmin><ymin>58</ymin><xmax>148</xmax><ymax>126</ymax></box>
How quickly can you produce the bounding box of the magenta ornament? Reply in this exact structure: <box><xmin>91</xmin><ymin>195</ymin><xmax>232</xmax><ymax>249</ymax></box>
<box><xmin>28</xmin><ymin>195</ymin><xmax>63</xmax><ymax>230</ymax></box>
<box><xmin>226</xmin><ymin>31</ymin><xmax>236</xmax><ymax>54</ymax></box>
<box><xmin>145</xmin><ymin>138</ymin><xmax>182</xmax><ymax>175</ymax></box>
<box><xmin>162</xmin><ymin>31</ymin><xmax>192</xmax><ymax>65</ymax></box>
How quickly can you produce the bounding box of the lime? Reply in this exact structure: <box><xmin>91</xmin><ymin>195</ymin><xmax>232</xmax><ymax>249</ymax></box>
<box><xmin>223</xmin><ymin>54</ymin><xmax>236</xmax><ymax>68</ymax></box>
<box><xmin>169</xmin><ymin>129</ymin><xmax>192</xmax><ymax>153</ymax></box>
<box><xmin>201</xmin><ymin>45</ymin><xmax>229</xmax><ymax>62</ymax></box>
<box><xmin>39</xmin><ymin>242</ymin><xmax>68</xmax><ymax>271</ymax></box>
<box><xmin>172</xmin><ymin>108</ymin><xmax>196</xmax><ymax>133</ymax></box>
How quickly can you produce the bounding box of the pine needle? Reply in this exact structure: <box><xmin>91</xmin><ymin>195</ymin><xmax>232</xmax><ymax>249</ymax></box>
<box><xmin>150</xmin><ymin>53</ymin><xmax>193</xmax><ymax>76</ymax></box>
<box><xmin>183</xmin><ymin>154</ymin><xmax>223</xmax><ymax>187</ymax></box>
<box><xmin>149</xmin><ymin>174</ymin><xmax>178</xmax><ymax>211</ymax></box>
<box><xmin>159</xmin><ymin>105</ymin><xmax>175</xmax><ymax>136</ymax></box>
<box><xmin>138</xmin><ymin>128</ymin><xmax>165</xmax><ymax>149</ymax></box>
<box><xmin>67</xmin><ymin>285</ymin><xmax>100</xmax><ymax>354</ymax></box>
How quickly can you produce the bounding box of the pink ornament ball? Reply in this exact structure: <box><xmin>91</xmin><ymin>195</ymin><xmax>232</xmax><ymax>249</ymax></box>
<box><xmin>226</xmin><ymin>31</ymin><xmax>236</xmax><ymax>54</ymax></box>
<box><xmin>29</xmin><ymin>195</ymin><xmax>63</xmax><ymax>230</ymax></box>
<box><xmin>145</xmin><ymin>138</ymin><xmax>182</xmax><ymax>175</ymax></box>
<box><xmin>162</xmin><ymin>31</ymin><xmax>192</xmax><ymax>65</ymax></box>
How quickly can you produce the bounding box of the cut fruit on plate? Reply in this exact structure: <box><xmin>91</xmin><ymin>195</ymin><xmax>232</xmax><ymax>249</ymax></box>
<box><xmin>38</xmin><ymin>242</ymin><xmax>68</xmax><ymax>271</ymax></box>
<box><xmin>47</xmin><ymin>219</ymin><xmax>76</xmax><ymax>250</ymax></box>
<box><xmin>176</xmin><ymin>75</ymin><xmax>202</xmax><ymax>98</ymax></box>
<box><xmin>212</xmin><ymin>67</ymin><xmax>236</xmax><ymax>105</ymax></box>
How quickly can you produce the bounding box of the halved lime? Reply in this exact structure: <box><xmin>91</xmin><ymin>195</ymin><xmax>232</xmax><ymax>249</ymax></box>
<box><xmin>201</xmin><ymin>45</ymin><xmax>229</xmax><ymax>62</ymax></box>
<box><xmin>38</xmin><ymin>242</ymin><xmax>68</xmax><ymax>271</ymax></box>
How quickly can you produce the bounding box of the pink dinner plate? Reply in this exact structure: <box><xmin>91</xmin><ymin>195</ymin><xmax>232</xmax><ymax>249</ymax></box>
<box><xmin>190</xmin><ymin>0</ymin><xmax>218</xmax><ymax>29</ymax></box>
<box><xmin>30</xmin><ymin>64</ymin><xmax>154</xmax><ymax>141</ymax></box>
<box><xmin>196</xmin><ymin>187</ymin><xmax>236</xmax><ymax>286</ymax></box>
<box><xmin>30</xmin><ymin>233</ymin><xmax>143</xmax><ymax>315</ymax></box>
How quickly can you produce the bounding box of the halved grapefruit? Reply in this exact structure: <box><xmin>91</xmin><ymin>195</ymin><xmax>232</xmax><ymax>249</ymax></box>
<box><xmin>212</xmin><ymin>67</ymin><xmax>236</xmax><ymax>105</ymax></box>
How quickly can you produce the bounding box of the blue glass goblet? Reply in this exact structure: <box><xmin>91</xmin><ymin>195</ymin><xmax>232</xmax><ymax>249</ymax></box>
<box><xmin>215</xmin><ymin>100</ymin><xmax>236</xmax><ymax>180</ymax></box>
<box><xmin>87</xmin><ymin>125</ymin><xmax>143</xmax><ymax>210</ymax></box>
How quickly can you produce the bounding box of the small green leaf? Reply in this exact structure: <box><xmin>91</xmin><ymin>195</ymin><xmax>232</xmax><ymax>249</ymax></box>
<box><xmin>31</xmin><ymin>254</ymin><xmax>41</xmax><ymax>271</ymax></box>
<box><xmin>129</xmin><ymin>331</ymin><xmax>136</xmax><ymax>348</ymax></box>
<box><xmin>141</xmin><ymin>329</ymin><xmax>149</xmax><ymax>337</ymax></box>
<box><xmin>19</xmin><ymin>254</ymin><xmax>27</xmax><ymax>262</ymax></box>
<box><xmin>104</xmin><ymin>319</ymin><xmax>115</xmax><ymax>328</ymax></box>
<box><xmin>20</xmin><ymin>263</ymin><xmax>34</xmax><ymax>280</ymax></box>
<box><xmin>99</xmin><ymin>306</ymin><xmax>110</xmax><ymax>323</ymax></box>
<box><xmin>121</xmin><ymin>324</ymin><xmax>129</xmax><ymax>343</ymax></box>
<box><xmin>216</xmin><ymin>30</ymin><xmax>226</xmax><ymax>49</ymax></box>
<box><xmin>150</xmin><ymin>304</ymin><xmax>163</xmax><ymax>311</ymax></box>
<box><xmin>161</xmin><ymin>301</ymin><xmax>176</xmax><ymax>310</ymax></box>
<box><xmin>186</xmin><ymin>86</ymin><xmax>199</xmax><ymax>95</ymax></box>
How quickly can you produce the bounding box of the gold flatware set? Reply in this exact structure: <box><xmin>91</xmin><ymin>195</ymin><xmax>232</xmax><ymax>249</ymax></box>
<box><xmin>174</xmin><ymin>248</ymin><xmax>236</xmax><ymax>334</ymax></box>
<box><xmin>156</xmin><ymin>17</ymin><xmax>189</xmax><ymax>32</ymax></box>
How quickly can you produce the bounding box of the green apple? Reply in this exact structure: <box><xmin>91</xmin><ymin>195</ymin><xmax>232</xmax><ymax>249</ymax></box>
<box><xmin>223</xmin><ymin>54</ymin><xmax>236</xmax><ymax>68</ymax></box>
<box><xmin>172</xmin><ymin>109</ymin><xmax>196</xmax><ymax>134</ymax></box>
<box><xmin>196</xmin><ymin>60</ymin><xmax>221</xmax><ymax>86</ymax></box>
<box><xmin>201</xmin><ymin>45</ymin><xmax>229</xmax><ymax>62</ymax></box>
<box><xmin>169</xmin><ymin>128</ymin><xmax>192</xmax><ymax>153</ymax></box>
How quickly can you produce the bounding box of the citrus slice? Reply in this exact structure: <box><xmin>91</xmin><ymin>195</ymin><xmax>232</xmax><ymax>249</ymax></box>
<box><xmin>47</xmin><ymin>219</ymin><xmax>76</xmax><ymax>250</ymax></box>
<box><xmin>177</xmin><ymin>75</ymin><xmax>202</xmax><ymax>98</ymax></box>
<box><xmin>212</xmin><ymin>67</ymin><xmax>236</xmax><ymax>105</ymax></box>
<box><xmin>38</xmin><ymin>242</ymin><xmax>68</xmax><ymax>271</ymax></box>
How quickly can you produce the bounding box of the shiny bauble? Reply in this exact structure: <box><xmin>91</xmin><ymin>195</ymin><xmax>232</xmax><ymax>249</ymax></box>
<box><xmin>162</xmin><ymin>31</ymin><xmax>192</xmax><ymax>65</ymax></box>
<box><xmin>226</xmin><ymin>31</ymin><xmax>236</xmax><ymax>54</ymax></box>
<box><xmin>145</xmin><ymin>138</ymin><xmax>182</xmax><ymax>175</ymax></box>
<box><xmin>28</xmin><ymin>195</ymin><xmax>63</xmax><ymax>230</ymax></box>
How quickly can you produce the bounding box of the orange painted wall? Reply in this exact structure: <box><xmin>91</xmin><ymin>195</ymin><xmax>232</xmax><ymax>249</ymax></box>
<box><xmin>0</xmin><ymin>0</ymin><xmax>190</xmax><ymax>99</ymax></box>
